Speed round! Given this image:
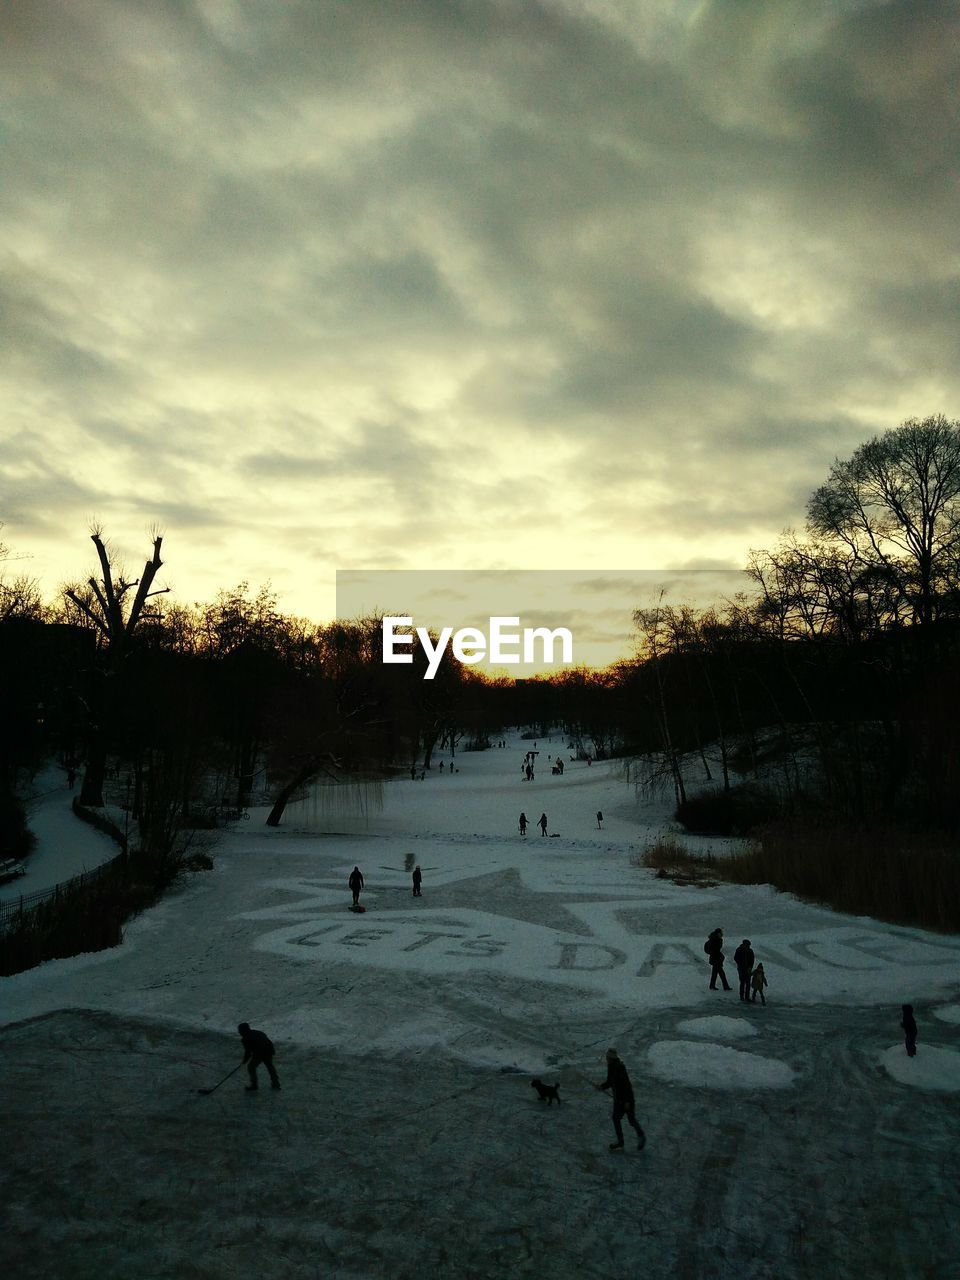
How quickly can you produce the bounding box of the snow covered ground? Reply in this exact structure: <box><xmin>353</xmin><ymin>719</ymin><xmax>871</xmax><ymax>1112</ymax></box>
<box><xmin>1</xmin><ymin>767</ymin><xmax>121</xmax><ymax>906</ymax></box>
<box><xmin>3</xmin><ymin>737</ymin><xmax>959</xmax><ymax>1279</ymax></box>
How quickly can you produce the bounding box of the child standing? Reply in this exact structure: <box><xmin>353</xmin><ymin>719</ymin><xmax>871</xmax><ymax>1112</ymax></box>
<box><xmin>901</xmin><ymin>1004</ymin><xmax>918</xmax><ymax>1057</ymax></box>
<box><xmin>750</xmin><ymin>962</ymin><xmax>768</xmax><ymax>1005</ymax></box>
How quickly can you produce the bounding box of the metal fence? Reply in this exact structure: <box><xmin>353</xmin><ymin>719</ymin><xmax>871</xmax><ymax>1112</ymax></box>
<box><xmin>0</xmin><ymin>850</ymin><xmax>128</xmax><ymax>933</ymax></box>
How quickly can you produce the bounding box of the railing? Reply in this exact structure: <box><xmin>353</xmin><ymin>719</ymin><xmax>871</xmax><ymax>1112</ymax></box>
<box><xmin>0</xmin><ymin>850</ymin><xmax>128</xmax><ymax>934</ymax></box>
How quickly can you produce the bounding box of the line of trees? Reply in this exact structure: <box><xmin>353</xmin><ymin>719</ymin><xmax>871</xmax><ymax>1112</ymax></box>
<box><xmin>2</xmin><ymin>415</ymin><xmax>958</xmax><ymax>874</ymax></box>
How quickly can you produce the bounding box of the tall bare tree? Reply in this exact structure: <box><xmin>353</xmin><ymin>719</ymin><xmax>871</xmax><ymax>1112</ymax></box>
<box><xmin>65</xmin><ymin>529</ymin><xmax>169</xmax><ymax>805</ymax></box>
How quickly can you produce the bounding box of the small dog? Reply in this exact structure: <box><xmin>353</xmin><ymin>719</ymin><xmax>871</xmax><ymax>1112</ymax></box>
<box><xmin>530</xmin><ymin>1078</ymin><xmax>561</xmax><ymax>1106</ymax></box>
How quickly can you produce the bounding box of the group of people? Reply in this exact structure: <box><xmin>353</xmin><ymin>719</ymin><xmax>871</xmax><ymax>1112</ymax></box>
<box><xmin>517</xmin><ymin>811</ymin><xmax>605</xmax><ymax>836</ymax></box>
<box><xmin>348</xmin><ymin>864</ymin><xmax>424</xmax><ymax>907</ymax></box>
<box><xmin>704</xmin><ymin>928</ymin><xmax>768</xmax><ymax>1003</ymax></box>
<box><xmin>518</xmin><ymin>812</ymin><xmax>549</xmax><ymax>837</ymax></box>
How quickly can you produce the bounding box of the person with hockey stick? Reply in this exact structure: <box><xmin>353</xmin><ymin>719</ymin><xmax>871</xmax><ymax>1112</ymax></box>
<box><xmin>238</xmin><ymin>1023</ymin><xmax>281</xmax><ymax>1091</ymax></box>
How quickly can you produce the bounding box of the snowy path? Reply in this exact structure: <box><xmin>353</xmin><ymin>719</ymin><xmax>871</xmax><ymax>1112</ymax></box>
<box><xmin>2</xmin><ymin>737</ymin><xmax>959</xmax><ymax>1278</ymax></box>
<box><xmin>1</xmin><ymin>767</ymin><xmax>121</xmax><ymax>906</ymax></box>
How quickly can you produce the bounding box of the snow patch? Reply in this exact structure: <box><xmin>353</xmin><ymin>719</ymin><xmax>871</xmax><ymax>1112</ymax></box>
<box><xmin>931</xmin><ymin>1003</ymin><xmax>960</xmax><ymax>1026</ymax></box>
<box><xmin>647</xmin><ymin>1040</ymin><xmax>795</xmax><ymax>1089</ymax></box>
<box><xmin>880</xmin><ymin>1045</ymin><xmax>960</xmax><ymax>1091</ymax></box>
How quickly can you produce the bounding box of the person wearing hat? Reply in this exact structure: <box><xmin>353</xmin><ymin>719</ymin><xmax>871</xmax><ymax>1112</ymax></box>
<box><xmin>237</xmin><ymin>1023</ymin><xmax>281</xmax><ymax>1091</ymax></box>
<box><xmin>733</xmin><ymin>938</ymin><xmax>756</xmax><ymax>1002</ymax></box>
<box><xmin>596</xmin><ymin>1048</ymin><xmax>646</xmax><ymax>1151</ymax></box>
<box><xmin>704</xmin><ymin>927</ymin><xmax>732</xmax><ymax>991</ymax></box>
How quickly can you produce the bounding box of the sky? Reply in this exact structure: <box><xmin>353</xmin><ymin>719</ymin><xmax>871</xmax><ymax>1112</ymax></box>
<box><xmin>1</xmin><ymin>0</ymin><xmax>958</xmax><ymax>633</ymax></box>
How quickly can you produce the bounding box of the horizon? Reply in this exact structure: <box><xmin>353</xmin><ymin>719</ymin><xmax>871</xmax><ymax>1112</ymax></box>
<box><xmin>2</xmin><ymin>2</ymin><xmax>958</xmax><ymax>623</ymax></box>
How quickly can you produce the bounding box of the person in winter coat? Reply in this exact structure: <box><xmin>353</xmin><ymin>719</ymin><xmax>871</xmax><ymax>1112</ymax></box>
<box><xmin>733</xmin><ymin>939</ymin><xmax>755</xmax><ymax>1001</ymax></box>
<box><xmin>596</xmin><ymin>1048</ymin><xmax>646</xmax><ymax>1151</ymax></box>
<box><xmin>519</xmin><ymin>812</ymin><xmax>528</xmax><ymax>836</ymax></box>
<box><xmin>596</xmin><ymin>810</ymin><xmax>603</xmax><ymax>829</ymax></box>
<box><xmin>412</xmin><ymin>865</ymin><xmax>422</xmax><ymax>896</ymax></box>
<box><xmin>901</xmin><ymin>1004</ymin><xmax>918</xmax><ymax>1057</ymax></box>
<box><xmin>750</xmin><ymin>962</ymin><xmax>768</xmax><ymax>1005</ymax></box>
<box><xmin>238</xmin><ymin>1023</ymin><xmax>280</xmax><ymax>1091</ymax></box>
<box><xmin>705</xmin><ymin>928</ymin><xmax>732</xmax><ymax>991</ymax></box>
<box><xmin>348</xmin><ymin>866</ymin><xmax>364</xmax><ymax>907</ymax></box>
<box><xmin>538</xmin><ymin>813</ymin><xmax>548</xmax><ymax>836</ymax></box>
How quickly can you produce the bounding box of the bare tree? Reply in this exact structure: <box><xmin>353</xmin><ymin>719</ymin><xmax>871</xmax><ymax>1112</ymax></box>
<box><xmin>807</xmin><ymin>414</ymin><xmax>960</xmax><ymax>626</ymax></box>
<box><xmin>64</xmin><ymin>529</ymin><xmax>169</xmax><ymax>805</ymax></box>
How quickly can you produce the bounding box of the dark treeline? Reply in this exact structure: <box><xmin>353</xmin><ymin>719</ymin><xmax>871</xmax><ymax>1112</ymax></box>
<box><xmin>1</xmin><ymin>415</ymin><xmax>958</xmax><ymax>932</ymax></box>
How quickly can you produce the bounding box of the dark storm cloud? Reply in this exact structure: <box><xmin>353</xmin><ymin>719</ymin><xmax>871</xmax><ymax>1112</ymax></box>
<box><xmin>1</xmin><ymin>0</ymin><xmax>957</xmax><ymax>618</ymax></box>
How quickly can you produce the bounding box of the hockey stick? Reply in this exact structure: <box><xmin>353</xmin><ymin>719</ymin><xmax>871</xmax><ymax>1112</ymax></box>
<box><xmin>197</xmin><ymin>1062</ymin><xmax>244</xmax><ymax>1095</ymax></box>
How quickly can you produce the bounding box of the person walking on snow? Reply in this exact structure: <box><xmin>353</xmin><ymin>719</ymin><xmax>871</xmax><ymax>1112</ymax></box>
<box><xmin>519</xmin><ymin>812</ymin><xmax>528</xmax><ymax>837</ymax></box>
<box><xmin>538</xmin><ymin>813</ymin><xmax>548</xmax><ymax>836</ymax></box>
<box><xmin>705</xmin><ymin>927</ymin><xmax>731</xmax><ymax>991</ymax></box>
<box><xmin>734</xmin><ymin>938</ymin><xmax>755</xmax><ymax>1002</ymax></box>
<box><xmin>750</xmin><ymin>962</ymin><xmax>768</xmax><ymax>1005</ymax></box>
<box><xmin>238</xmin><ymin>1023</ymin><xmax>280</xmax><ymax>1091</ymax></box>
<box><xmin>901</xmin><ymin>1004</ymin><xmax>918</xmax><ymax>1056</ymax></box>
<box><xmin>412</xmin><ymin>865</ymin><xmax>422</xmax><ymax>896</ymax></box>
<box><xmin>596</xmin><ymin>1048</ymin><xmax>646</xmax><ymax>1151</ymax></box>
<box><xmin>596</xmin><ymin>810</ymin><xmax>603</xmax><ymax>829</ymax></box>
<box><xmin>348</xmin><ymin>866</ymin><xmax>364</xmax><ymax>907</ymax></box>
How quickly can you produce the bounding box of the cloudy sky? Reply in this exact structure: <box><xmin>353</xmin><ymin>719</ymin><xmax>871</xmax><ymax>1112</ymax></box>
<box><xmin>1</xmin><ymin>0</ymin><xmax>958</xmax><ymax>630</ymax></box>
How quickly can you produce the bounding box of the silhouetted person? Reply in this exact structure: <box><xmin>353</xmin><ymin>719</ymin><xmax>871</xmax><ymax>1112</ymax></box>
<box><xmin>750</xmin><ymin>962</ymin><xmax>767</xmax><ymax>1005</ymax></box>
<box><xmin>348</xmin><ymin>866</ymin><xmax>364</xmax><ymax>907</ymax></box>
<box><xmin>238</xmin><ymin>1022</ymin><xmax>280</xmax><ymax>1091</ymax></box>
<box><xmin>596</xmin><ymin>1048</ymin><xmax>645</xmax><ymax>1151</ymax></box>
<box><xmin>705</xmin><ymin>927</ymin><xmax>731</xmax><ymax>990</ymax></box>
<box><xmin>519</xmin><ymin>812</ymin><xmax>528</xmax><ymax>837</ymax></box>
<box><xmin>412</xmin><ymin>865</ymin><xmax>422</xmax><ymax>896</ymax></box>
<box><xmin>734</xmin><ymin>938</ymin><xmax>755</xmax><ymax>1001</ymax></box>
<box><xmin>596</xmin><ymin>810</ymin><xmax>603</xmax><ymax>829</ymax></box>
<box><xmin>538</xmin><ymin>813</ymin><xmax>548</xmax><ymax>836</ymax></box>
<box><xmin>901</xmin><ymin>1004</ymin><xmax>918</xmax><ymax>1057</ymax></box>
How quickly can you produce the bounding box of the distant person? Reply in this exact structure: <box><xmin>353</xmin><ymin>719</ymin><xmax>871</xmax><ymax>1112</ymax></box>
<box><xmin>519</xmin><ymin>812</ymin><xmax>528</xmax><ymax>837</ymax></box>
<box><xmin>734</xmin><ymin>939</ymin><xmax>755</xmax><ymax>1002</ymax></box>
<box><xmin>348</xmin><ymin>866</ymin><xmax>364</xmax><ymax>907</ymax></box>
<box><xmin>412</xmin><ymin>865</ymin><xmax>422</xmax><ymax>896</ymax></box>
<box><xmin>750</xmin><ymin>962</ymin><xmax>768</xmax><ymax>1005</ymax></box>
<box><xmin>704</xmin><ymin>928</ymin><xmax>731</xmax><ymax>991</ymax></box>
<box><xmin>439</xmin><ymin>761</ymin><xmax>444</xmax><ymax>773</ymax></box>
<box><xmin>596</xmin><ymin>810</ymin><xmax>603</xmax><ymax>829</ymax></box>
<box><xmin>238</xmin><ymin>1022</ymin><xmax>280</xmax><ymax>1091</ymax></box>
<box><xmin>67</xmin><ymin>767</ymin><xmax>76</xmax><ymax>790</ymax></box>
<box><xmin>538</xmin><ymin>813</ymin><xmax>548</xmax><ymax>836</ymax></box>
<box><xmin>596</xmin><ymin>1048</ymin><xmax>645</xmax><ymax>1151</ymax></box>
<box><xmin>901</xmin><ymin>1004</ymin><xmax>918</xmax><ymax>1057</ymax></box>
<box><xmin>410</xmin><ymin>765</ymin><xmax>417</xmax><ymax>781</ymax></box>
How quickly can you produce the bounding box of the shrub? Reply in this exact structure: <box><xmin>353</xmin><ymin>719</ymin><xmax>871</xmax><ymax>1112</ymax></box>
<box><xmin>676</xmin><ymin>785</ymin><xmax>781</xmax><ymax>837</ymax></box>
<box><xmin>720</xmin><ymin>822</ymin><xmax>960</xmax><ymax>932</ymax></box>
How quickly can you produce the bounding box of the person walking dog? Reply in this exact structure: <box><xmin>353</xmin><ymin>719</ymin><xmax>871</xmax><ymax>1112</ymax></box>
<box><xmin>596</xmin><ymin>1048</ymin><xmax>646</xmax><ymax>1151</ymax></box>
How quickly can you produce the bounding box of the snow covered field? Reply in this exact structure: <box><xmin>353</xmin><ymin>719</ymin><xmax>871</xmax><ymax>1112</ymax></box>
<box><xmin>3</xmin><ymin>739</ymin><xmax>959</xmax><ymax>1279</ymax></box>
